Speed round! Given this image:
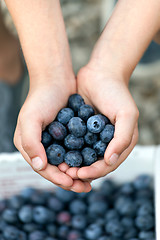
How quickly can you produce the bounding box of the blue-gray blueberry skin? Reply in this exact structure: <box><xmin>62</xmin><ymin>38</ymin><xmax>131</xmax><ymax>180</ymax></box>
<box><xmin>100</xmin><ymin>124</ymin><xmax>115</xmax><ymax>143</ymax></box>
<box><xmin>78</xmin><ymin>104</ymin><xmax>95</xmax><ymax>121</ymax></box>
<box><xmin>57</xmin><ymin>107</ymin><xmax>74</xmax><ymax>125</ymax></box>
<box><xmin>41</xmin><ymin>131</ymin><xmax>52</xmax><ymax>148</ymax></box>
<box><xmin>48</xmin><ymin>121</ymin><xmax>67</xmax><ymax>140</ymax></box>
<box><xmin>81</xmin><ymin>147</ymin><xmax>97</xmax><ymax>166</ymax></box>
<box><xmin>68</xmin><ymin>94</ymin><xmax>85</xmax><ymax>112</ymax></box>
<box><xmin>85</xmin><ymin>223</ymin><xmax>103</xmax><ymax>240</ymax></box>
<box><xmin>84</xmin><ymin>131</ymin><xmax>98</xmax><ymax>146</ymax></box>
<box><xmin>87</xmin><ymin>115</ymin><xmax>105</xmax><ymax>133</ymax></box>
<box><xmin>64</xmin><ymin>150</ymin><xmax>83</xmax><ymax>167</ymax></box>
<box><xmin>64</xmin><ymin>134</ymin><xmax>84</xmax><ymax>150</ymax></box>
<box><xmin>93</xmin><ymin>140</ymin><xmax>107</xmax><ymax>157</ymax></box>
<box><xmin>67</xmin><ymin>117</ymin><xmax>86</xmax><ymax>137</ymax></box>
<box><xmin>46</xmin><ymin>144</ymin><xmax>65</xmax><ymax>166</ymax></box>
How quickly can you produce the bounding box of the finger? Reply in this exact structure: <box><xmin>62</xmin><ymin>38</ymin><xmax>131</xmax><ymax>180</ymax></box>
<box><xmin>14</xmin><ymin>127</ymin><xmax>73</xmax><ymax>187</ymax></box>
<box><xmin>104</xmin><ymin>110</ymin><xmax>139</xmax><ymax>166</ymax></box>
<box><xmin>78</xmin><ymin>127</ymin><xmax>138</xmax><ymax>180</ymax></box>
<box><xmin>70</xmin><ymin>180</ymin><xmax>92</xmax><ymax>193</ymax></box>
<box><xmin>18</xmin><ymin>115</ymin><xmax>48</xmax><ymax>171</ymax></box>
<box><xmin>58</xmin><ymin>163</ymin><xmax>70</xmax><ymax>173</ymax></box>
<box><xmin>66</xmin><ymin>167</ymin><xmax>80</xmax><ymax>179</ymax></box>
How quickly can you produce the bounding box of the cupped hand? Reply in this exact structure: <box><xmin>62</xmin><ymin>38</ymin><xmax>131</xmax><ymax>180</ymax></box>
<box><xmin>66</xmin><ymin>64</ymin><xmax>139</xmax><ymax>181</ymax></box>
<box><xmin>14</xmin><ymin>77</ymin><xmax>91</xmax><ymax>193</ymax></box>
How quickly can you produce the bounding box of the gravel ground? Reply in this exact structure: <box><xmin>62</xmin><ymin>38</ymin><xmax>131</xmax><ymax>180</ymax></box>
<box><xmin>0</xmin><ymin>0</ymin><xmax>160</xmax><ymax>152</ymax></box>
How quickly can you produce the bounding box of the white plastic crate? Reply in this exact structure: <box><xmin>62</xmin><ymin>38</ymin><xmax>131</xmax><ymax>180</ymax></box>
<box><xmin>0</xmin><ymin>145</ymin><xmax>159</xmax><ymax>238</ymax></box>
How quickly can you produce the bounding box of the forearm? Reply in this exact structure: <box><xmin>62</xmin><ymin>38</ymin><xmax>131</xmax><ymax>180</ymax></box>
<box><xmin>90</xmin><ymin>0</ymin><xmax>160</xmax><ymax>81</ymax></box>
<box><xmin>4</xmin><ymin>0</ymin><xmax>73</xmax><ymax>83</ymax></box>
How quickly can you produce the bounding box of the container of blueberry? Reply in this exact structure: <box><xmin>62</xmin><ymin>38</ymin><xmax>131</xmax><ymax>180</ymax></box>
<box><xmin>0</xmin><ymin>94</ymin><xmax>160</xmax><ymax>240</ymax></box>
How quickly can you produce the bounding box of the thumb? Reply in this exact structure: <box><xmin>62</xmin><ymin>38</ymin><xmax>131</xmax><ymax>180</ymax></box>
<box><xmin>18</xmin><ymin>116</ymin><xmax>48</xmax><ymax>171</ymax></box>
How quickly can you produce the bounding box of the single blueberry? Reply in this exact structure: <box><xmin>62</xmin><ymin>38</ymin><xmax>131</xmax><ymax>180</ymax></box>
<box><xmin>105</xmin><ymin>209</ymin><xmax>120</xmax><ymax>221</ymax></box>
<box><xmin>33</xmin><ymin>206</ymin><xmax>55</xmax><ymax>224</ymax></box>
<box><xmin>121</xmin><ymin>216</ymin><xmax>134</xmax><ymax>229</ymax></box>
<box><xmin>78</xmin><ymin>104</ymin><xmax>95</xmax><ymax>121</ymax></box>
<box><xmin>57</xmin><ymin>225</ymin><xmax>69</xmax><ymax>239</ymax></box>
<box><xmin>64</xmin><ymin>134</ymin><xmax>84</xmax><ymax>150</ymax></box>
<box><xmin>2</xmin><ymin>209</ymin><xmax>18</xmax><ymax>224</ymax></box>
<box><xmin>20</xmin><ymin>187</ymin><xmax>37</xmax><ymax>200</ymax></box>
<box><xmin>22</xmin><ymin>223</ymin><xmax>40</xmax><ymax>233</ymax></box>
<box><xmin>28</xmin><ymin>230</ymin><xmax>47</xmax><ymax>240</ymax></box>
<box><xmin>119</xmin><ymin>182</ymin><xmax>134</xmax><ymax>195</ymax></box>
<box><xmin>55</xmin><ymin>187</ymin><xmax>76</xmax><ymax>202</ymax></box>
<box><xmin>18</xmin><ymin>231</ymin><xmax>27</xmax><ymax>240</ymax></box>
<box><xmin>84</xmin><ymin>131</ymin><xmax>98</xmax><ymax>146</ymax></box>
<box><xmin>133</xmin><ymin>174</ymin><xmax>152</xmax><ymax>190</ymax></box>
<box><xmin>46</xmin><ymin>144</ymin><xmax>65</xmax><ymax>166</ymax></box>
<box><xmin>87</xmin><ymin>115</ymin><xmax>105</xmax><ymax>133</ymax></box>
<box><xmin>88</xmin><ymin>200</ymin><xmax>108</xmax><ymax>217</ymax></box>
<box><xmin>8</xmin><ymin>195</ymin><xmax>25</xmax><ymax>210</ymax></box>
<box><xmin>68</xmin><ymin>117</ymin><xmax>86</xmax><ymax>137</ymax></box>
<box><xmin>85</xmin><ymin>223</ymin><xmax>103</xmax><ymax>240</ymax></box>
<box><xmin>135</xmin><ymin>214</ymin><xmax>154</xmax><ymax>231</ymax></box>
<box><xmin>123</xmin><ymin>228</ymin><xmax>138</xmax><ymax>239</ymax></box>
<box><xmin>100</xmin><ymin>179</ymin><xmax>115</xmax><ymax>197</ymax></box>
<box><xmin>138</xmin><ymin>231</ymin><xmax>155</xmax><ymax>239</ymax></box>
<box><xmin>3</xmin><ymin>226</ymin><xmax>20</xmax><ymax>240</ymax></box>
<box><xmin>67</xmin><ymin>229</ymin><xmax>82</xmax><ymax>240</ymax></box>
<box><xmin>57</xmin><ymin>107</ymin><xmax>74</xmax><ymax>125</ymax></box>
<box><xmin>64</xmin><ymin>151</ymin><xmax>83</xmax><ymax>167</ymax></box>
<box><xmin>81</xmin><ymin>147</ymin><xmax>97</xmax><ymax>166</ymax></box>
<box><xmin>68</xmin><ymin>94</ymin><xmax>85</xmax><ymax>112</ymax></box>
<box><xmin>48</xmin><ymin>121</ymin><xmax>67</xmax><ymax>140</ymax></box>
<box><xmin>56</xmin><ymin>211</ymin><xmax>71</xmax><ymax>225</ymax></box>
<box><xmin>115</xmin><ymin>196</ymin><xmax>136</xmax><ymax>217</ymax></box>
<box><xmin>45</xmin><ymin>237</ymin><xmax>58</xmax><ymax>240</ymax></box>
<box><xmin>18</xmin><ymin>205</ymin><xmax>33</xmax><ymax>223</ymax></box>
<box><xmin>93</xmin><ymin>140</ymin><xmax>107</xmax><ymax>157</ymax></box>
<box><xmin>47</xmin><ymin>196</ymin><xmax>64</xmax><ymax>212</ymax></box>
<box><xmin>100</xmin><ymin>124</ymin><xmax>115</xmax><ymax>143</ymax></box>
<box><xmin>41</xmin><ymin>131</ymin><xmax>52</xmax><ymax>148</ymax></box>
<box><xmin>46</xmin><ymin>224</ymin><xmax>56</xmax><ymax>237</ymax></box>
<box><xmin>69</xmin><ymin>199</ymin><xmax>87</xmax><ymax>215</ymax></box>
<box><xmin>0</xmin><ymin>200</ymin><xmax>7</xmax><ymax>213</ymax></box>
<box><xmin>105</xmin><ymin>219</ymin><xmax>124</xmax><ymax>237</ymax></box>
<box><xmin>137</xmin><ymin>201</ymin><xmax>153</xmax><ymax>216</ymax></box>
<box><xmin>71</xmin><ymin>214</ymin><xmax>87</xmax><ymax>230</ymax></box>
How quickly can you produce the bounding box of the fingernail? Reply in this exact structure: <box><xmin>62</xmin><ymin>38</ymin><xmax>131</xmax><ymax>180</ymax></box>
<box><xmin>109</xmin><ymin>153</ymin><xmax>119</xmax><ymax>166</ymax></box>
<box><xmin>70</xmin><ymin>188</ymin><xmax>76</xmax><ymax>192</ymax></box>
<box><xmin>32</xmin><ymin>157</ymin><xmax>43</xmax><ymax>171</ymax></box>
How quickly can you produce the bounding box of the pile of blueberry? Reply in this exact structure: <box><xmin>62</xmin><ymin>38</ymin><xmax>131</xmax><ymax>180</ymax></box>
<box><xmin>0</xmin><ymin>174</ymin><xmax>155</xmax><ymax>240</ymax></box>
<box><xmin>41</xmin><ymin>94</ymin><xmax>115</xmax><ymax>167</ymax></box>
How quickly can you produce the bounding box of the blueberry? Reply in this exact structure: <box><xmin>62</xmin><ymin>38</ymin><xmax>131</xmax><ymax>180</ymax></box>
<box><xmin>69</xmin><ymin>199</ymin><xmax>87</xmax><ymax>215</ymax></box>
<box><xmin>64</xmin><ymin>134</ymin><xmax>84</xmax><ymax>150</ymax></box>
<box><xmin>47</xmin><ymin>196</ymin><xmax>64</xmax><ymax>212</ymax></box>
<box><xmin>57</xmin><ymin>225</ymin><xmax>69</xmax><ymax>239</ymax></box>
<box><xmin>123</xmin><ymin>227</ymin><xmax>138</xmax><ymax>239</ymax></box>
<box><xmin>138</xmin><ymin>231</ymin><xmax>155</xmax><ymax>239</ymax></box>
<box><xmin>46</xmin><ymin>144</ymin><xmax>65</xmax><ymax>166</ymax></box>
<box><xmin>84</xmin><ymin>131</ymin><xmax>98</xmax><ymax>146</ymax></box>
<box><xmin>8</xmin><ymin>195</ymin><xmax>25</xmax><ymax>210</ymax></box>
<box><xmin>119</xmin><ymin>182</ymin><xmax>134</xmax><ymax>195</ymax></box>
<box><xmin>64</xmin><ymin>151</ymin><xmax>83</xmax><ymax>167</ymax></box>
<box><xmin>45</xmin><ymin>237</ymin><xmax>58</xmax><ymax>240</ymax></box>
<box><xmin>18</xmin><ymin>205</ymin><xmax>33</xmax><ymax>223</ymax></box>
<box><xmin>133</xmin><ymin>174</ymin><xmax>152</xmax><ymax>190</ymax></box>
<box><xmin>137</xmin><ymin>202</ymin><xmax>153</xmax><ymax>216</ymax></box>
<box><xmin>57</xmin><ymin>108</ymin><xmax>74</xmax><ymax>125</ymax></box>
<box><xmin>67</xmin><ymin>229</ymin><xmax>82</xmax><ymax>240</ymax></box>
<box><xmin>33</xmin><ymin>206</ymin><xmax>55</xmax><ymax>224</ymax></box>
<box><xmin>48</xmin><ymin>121</ymin><xmax>67</xmax><ymax>140</ymax></box>
<box><xmin>0</xmin><ymin>200</ymin><xmax>7</xmax><ymax>213</ymax></box>
<box><xmin>68</xmin><ymin>94</ymin><xmax>85</xmax><ymax>112</ymax></box>
<box><xmin>28</xmin><ymin>230</ymin><xmax>47</xmax><ymax>240</ymax></box>
<box><xmin>71</xmin><ymin>215</ymin><xmax>87</xmax><ymax>230</ymax></box>
<box><xmin>22</xmin><ymin>223</ymin><xmax>40</xmax><ymax>233</ymax></box>
<box><xmin>85</xmin><ymin>223</ymin><xmax>103</xmax><ymax>240</ymax></box>
<box><xmin>55</xmin><ymin>188</ymin><xmax>76</xmax><ymax>202</ymax></box>
<box><xmin>41</xmin><ymin>131</ymin><xmax>52</xmax><ymax>148</ymax></box>
<box><xmin>18</xmin><ymin>231</ymin><xmax>27</xmax><ymax>240</ymax></box>
<box><xmin>81</xmin><ymin>147</ymin><xmax>97</xmax><ymax>166</ymax></box>
<box><xmin>87</xmin><ymin>115</ymin><xmax>105</xmax><ymax>133</ymax></box>
<box><xmin>68</xmin><ymin>117</ymin><xmax>86</xmax><ymax>137</ymax></box>
<box><xmin>105</xmin><ymin>209</ymin><xmax>120</xmax><ymax>221</ymax></box>
<box><xmin>135</xmin><ymin>214</ymin><xmax>154</xmax><ymax>231</ymax></box>
<box><xmin>56</xmin><ymin>211</ymin><xmax>71</xmax><ymax>225</ymax></box>
<box><xmin>88</xmin><ymin>200</ymin><xmax>108</xmax><ymax>217</ymax></box>
<box><xmin>115</xmin><ymin>196</ymin><xmax>136</xmax><ymax>217</ymax></box>
<box><xmin>2</xmin><ymin>209</ymin><xmax>18</xmax><ymax>224</ymax></box>
<box><xmin>20</xmin><ymin>187</ymin><xmax>37</xmax><ymax>200</ymax></box>
<box><xmin>46</xmin><ymin>224</ymin><xmax>56</xmax><ymax>237</ymax></box>
<box><xmin>3</xmin><ymin>226</ymin><xmax>20</xmax><ymax>240</ymax></box>
<box><xmin>121</xmin><ymin>216</ymin><xmax>134</xmax><ymax>229</ymax></box>
<box><xmin>93</xmin><ymin>140</ymin><xmax>107</xmax><ymax>157</ymax></box>
<box><xmin>105</xmin><ymin>219</ymin><xmax>124</xmax><ymax>237</ymax></box>
<box><xmin>100</xmin><ymin>179</ymin><xmax>115</xmax><ymax>197</ymax></box>
<box><xmin>100</xmin><ymin>124</ymin><xmax>115</xmax><ymax>143</ymax></box>
<box><xmin>78</xmin><ymin>104</ymin><xmax>95</xmax><ymax>121</ymax></box>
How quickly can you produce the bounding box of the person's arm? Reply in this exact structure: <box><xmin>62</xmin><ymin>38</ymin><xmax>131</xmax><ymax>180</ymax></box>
<box><xmin>69</xmin><ymin>0</ymin><xmax>160</xmax><ymax>180</ymax></box>
<box><xmin>5</xmin><ymin>0</ymin><xmax>91</xmax><ymax>193</ymax></box>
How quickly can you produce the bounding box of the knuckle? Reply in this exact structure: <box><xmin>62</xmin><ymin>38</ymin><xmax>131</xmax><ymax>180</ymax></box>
<box><xmin>22</xmin><ymin>138</ymin><xmax>33</xmax><ymax>152</ymax></box>
<box><xmin>121</xmin><ymin>136</ymin><xmax>132</xmax><ymax>149</ymax></box>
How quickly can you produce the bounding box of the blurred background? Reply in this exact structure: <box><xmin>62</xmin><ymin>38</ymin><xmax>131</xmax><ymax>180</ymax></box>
<box><xmin>0</xmin><ymin>0</ymin><xmax>160</xmax><ymax>153</ymax></box>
